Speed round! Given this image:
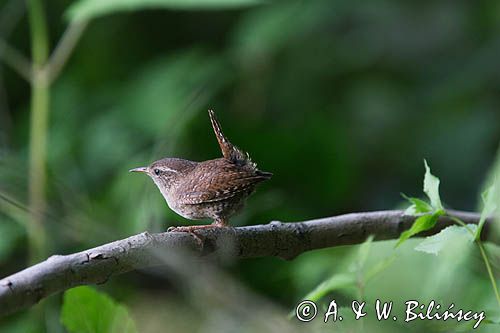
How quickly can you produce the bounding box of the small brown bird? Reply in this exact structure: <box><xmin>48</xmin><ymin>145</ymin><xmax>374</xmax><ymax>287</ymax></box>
<box><xmin>130</xmin><ymin>110</ymin><xmax>272</xmax><ymax>232</ymax></box>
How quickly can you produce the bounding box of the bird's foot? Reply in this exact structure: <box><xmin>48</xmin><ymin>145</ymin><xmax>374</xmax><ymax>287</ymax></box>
<box><xmin>167</xmin><ymin>219</ymin><xmax>229</xmax><ymax>233</ymax></box>
<box><xmin>167</xmin><ymin>224</ymin><xmax>220</xmax><ymax>233</ymax></box>
<box><xmin>167</xmin><ymin>223</ymin><xmax>230</xmax><ymax>247</ymax></box>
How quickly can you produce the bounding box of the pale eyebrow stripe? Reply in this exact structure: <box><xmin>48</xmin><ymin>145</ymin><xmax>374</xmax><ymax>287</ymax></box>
<box><xmin>163</xmin><ymin>167</ymin><xmax>179</xmax><ymax>173</ymax></box>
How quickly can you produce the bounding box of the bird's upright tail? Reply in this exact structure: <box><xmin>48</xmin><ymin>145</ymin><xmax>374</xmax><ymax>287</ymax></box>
<box><xmin>255</xmin><ymin>170</ymin><xmax>273</xmax><ymax>179</ymax></box>
<box><xmin>208</xmin><ymin>110</ymin><xmax>253</xmax><ymax>167</ymax></box>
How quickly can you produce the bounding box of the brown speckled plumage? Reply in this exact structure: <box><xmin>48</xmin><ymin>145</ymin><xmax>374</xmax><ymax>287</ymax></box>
<box><xmin>130</xmin><ymin>110</ymin><xmax>272</xmax><ymax>229</ymax></box>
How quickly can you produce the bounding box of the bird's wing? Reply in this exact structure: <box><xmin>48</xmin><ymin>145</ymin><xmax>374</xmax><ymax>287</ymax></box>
<box><xmin>178</xmin><ymin>169</ymin><xmax>269</xmax><ymax>205</ymax></box>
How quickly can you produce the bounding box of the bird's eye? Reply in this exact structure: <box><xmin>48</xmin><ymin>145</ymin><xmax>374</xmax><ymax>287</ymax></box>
<box><xmin>154</xmin><ymin>169</ymin><xmax>161</xmax><ymax>176</ymax></box>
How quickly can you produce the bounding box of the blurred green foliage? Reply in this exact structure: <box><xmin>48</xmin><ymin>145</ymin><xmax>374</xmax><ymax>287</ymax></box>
<box><xmin>66</xmin><ymin>0</ymin><xmax>264</xmax><ymax>22</ymax></box>
<box><xmin>1</xmin><ymin>0</ymin><xmax>500</xmax><ymax>332</ymax></box>
<box><xmin>61</xmin><ymin>286</ymin><xmax>137</xmax><ymax>333</ymax></box>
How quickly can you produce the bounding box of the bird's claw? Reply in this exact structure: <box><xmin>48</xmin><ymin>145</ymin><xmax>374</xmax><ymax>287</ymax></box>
<box><xmin>167</xmin><ymin>226</ymin><xmax>210</xmax><ymax>248</ymax></box>
<box><xmin>167</xmin><ymin>224</ymin><xmax>231</xmax><ymax>248</ymax></box>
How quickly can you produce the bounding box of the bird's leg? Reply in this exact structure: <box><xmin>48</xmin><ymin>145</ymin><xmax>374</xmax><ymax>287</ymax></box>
<box><xmin>167</xmin><ymin>219</ymin><xmax>230</xmax><ymax>247</ymax></box>
<box><xmin>167</xmin><ymin>218</ymin><xmax>229</xmax><ymax>233</ymax></box>
<box><xmin>167</xmin><ymin>224</ymin><xmax>217</xmax><ymax>233</ymax></box>
<box><xmin>166</xmin><ymin>225</ymin><xmax>209</xmax><ymax>247</ymax></box>
<box><xmin>212</xmin><ymin>217</ymin><xmax>229</xmax><ymax>227</ymax></box>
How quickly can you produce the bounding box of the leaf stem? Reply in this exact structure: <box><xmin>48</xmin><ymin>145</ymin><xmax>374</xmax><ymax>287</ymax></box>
<box><xmin>477</xmin><ymin>241</ymin><xmax>500</xmax><ymax>306</ymax></box>
<box><xmin>448</xmin><ymin>214</ymin><xmax>500</xmax><ymax>306</ymax></box>
<box><xmin>447</xmin><ymin>215</ymin><xmax>474</xmax><ymax>235</ymax></box>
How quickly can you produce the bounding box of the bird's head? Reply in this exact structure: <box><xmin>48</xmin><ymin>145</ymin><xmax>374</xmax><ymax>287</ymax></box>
<box><xmin>129</xmin><ymin>158</ymin><xmax>196</xmax><ymax>196</ymax></box>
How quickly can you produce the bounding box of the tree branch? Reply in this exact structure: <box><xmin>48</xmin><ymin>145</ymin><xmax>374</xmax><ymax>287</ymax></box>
<box><xmin>0</xmin><ymin>209</ymin><xmax>493</xmax><ymax>317</ymax></box>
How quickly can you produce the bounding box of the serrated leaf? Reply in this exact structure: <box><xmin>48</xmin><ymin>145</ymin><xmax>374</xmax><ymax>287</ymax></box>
<box><xmin>475</xmin><ymin>180</ymin><xmax>498</xmax><ymax>240</ymax></box>
<box><xmin>409</xmin><ymin>198</ymin><xmax>433</xmax><ymax>214</ymax></box>
<box><xmin>396</xmin><ymin>211</ymin><xmax>443</xmax><ymax>247</ymax></box>
<box><xmin>401</xmin><ymin>193</ymin><xmax>433</xmax><ymax>216</ymax></box>
<box><xmin>415</xmin><ymin>224</ymin><xmax>476</xmax><ymax>255</ymax></box>
<box><xmin>66</xmin><ymin>0</ymin><xmax>264</xmax><ymax>22</ymax></box>
<box><xmin>423</xmin><ymin>159</ymin><xmax>443</xmax><ymax>210</ymax></box>
<box><xmin>61</xmin><ymin>286</ymin><xmax>137</xmax><ymax>333</ymax></box>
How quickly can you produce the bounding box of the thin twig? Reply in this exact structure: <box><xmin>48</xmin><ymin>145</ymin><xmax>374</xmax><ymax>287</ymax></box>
<box><xmin>0</xmin><ymin>38</ymin><xmax>32</xmax><ymax>81</ymax></box>
<box><xmin>46</xmin><ymin>20</ymin><xmax>88</xmax><ymax>83</ymax></box>
<box><xmin>0</xmin><ymin>209</ymin><xmax>492</xmax><ymax>317</ymax></box>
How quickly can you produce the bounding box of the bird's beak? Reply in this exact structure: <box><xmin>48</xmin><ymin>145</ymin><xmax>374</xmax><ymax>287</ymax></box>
<box><xmin>129</xmin><ymin>167</ymin><xmax>148</xmax><ymax>173</ymax></box>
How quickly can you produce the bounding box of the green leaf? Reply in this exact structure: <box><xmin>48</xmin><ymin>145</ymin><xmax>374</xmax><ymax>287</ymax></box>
<box><xmin>61</xmin><ymin>286</ymin><xmax>137</xmax><ymax>333</ymax></box>
<box><xmin>396</xmin><ymin>211</ymin><xmax>443</xmax><ymax>247</ymax></box>
<box><xmin>415</xmin><ymin>224</ymin><xmax>477</xmax><ymax>255</ymax></box>
<box><xmin>401</xmin><ymin>193</ymin><xmax>433</xmax><ymax>216</ymax></box>
<box><xmin>301</xmin><ymin>273</ymin><xmax>356</xmax><ymax>303</ymax></box>
<box><xmin>397</xmin><ymin>161</ymin><xmax>446</xmax><ymax>247</ymax></box>
<box><xmin>423</xmin><ymin>159</ymin><xmax>443</xmax><ymax>210</ymax></box>
<box><xmin>66</xmin><ymin>0</ymin><xmax>264</xmax><ymax>22</ymax></box>
<box><xmin>475</xmin><ymin>181</ymin><xmax>498</xmax><ymax>240</ymax></box>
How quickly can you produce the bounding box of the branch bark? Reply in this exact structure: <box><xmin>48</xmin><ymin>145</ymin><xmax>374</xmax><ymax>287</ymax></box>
<box><xmin>0</xmin><ymin>209</ymin><xmax>493</xmax><ymax>317</ymax></box>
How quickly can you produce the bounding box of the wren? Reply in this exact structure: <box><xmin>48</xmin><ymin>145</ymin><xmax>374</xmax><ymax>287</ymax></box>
<box><xmin>130</xmin><ymin>110</ymin><xmax>272</xmax><ymax>232</ymax></box>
